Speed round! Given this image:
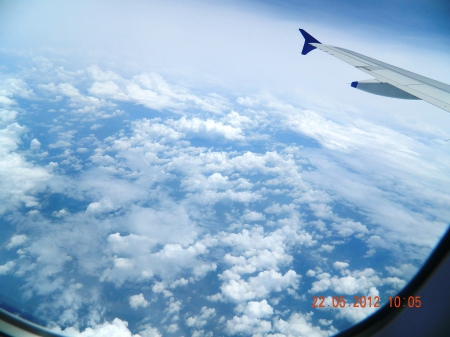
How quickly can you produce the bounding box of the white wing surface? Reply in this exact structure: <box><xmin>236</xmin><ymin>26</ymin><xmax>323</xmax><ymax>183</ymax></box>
<box><xmin>300</xmin><ymin>29</ymin><xmax>450</xmax><ymax>113</ymax></box>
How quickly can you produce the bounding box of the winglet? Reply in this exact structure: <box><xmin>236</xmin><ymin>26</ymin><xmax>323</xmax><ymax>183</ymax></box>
<box><xmin>299</xmin><ymin>29</ymin><xmax>321</xmax><ymax>55</ymax></box>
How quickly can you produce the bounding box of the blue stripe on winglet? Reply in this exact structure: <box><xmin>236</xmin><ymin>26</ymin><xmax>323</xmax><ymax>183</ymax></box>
<box><xmin>299</xmin><ymin>29</ymin><xmax>321</xmax><ymax>55</ymax></box>
<box><xmin>351</xmin><ymin>81</ymin><xmax>358</xmax><ymax>88</ymax></box>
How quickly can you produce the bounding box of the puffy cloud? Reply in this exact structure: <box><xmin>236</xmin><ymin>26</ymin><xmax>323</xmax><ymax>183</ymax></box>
<box><xmin>320</xmin><ymin>244</ymin><xmax>334</xmax><ymax>252</ymax></box>
<box><xmin>186</xmin><ymin>307</ymin><xmax>216</xmax><ymax>328</ymax></box>
<box><xmin>52</xmin><ymin>209</ymin><xmax>69</xmax><ymax>218</ymax></box>
<box><xmin>54</xmin><ymin>318</ymin><xmax>145</xmax><ymax>337</ymax></box>
<box><xmin>333</xmin><ymin>261</ymin><xmax>349</xmax><ymax>270</ymax></box>
<box><xmin>242</xmin><ymin>210</ymin><xmax>266</xmax><ymax>222</ymax></box>
<box><xmin>0</xmin><ymin>96</ymin><xmax>15</xmax><ymax>106</ymax></box>
<box><xmin>88</xmin><ymin>69</ymin><xmax>229</xmax><ymax>114</ymax></box>
<box><xmin>306</xmin><ymin>270</ymin><xmax>316</xmax><ymax>277</ymax></box>
<box><xmin>219</xmin><ymin>269</ymin><xmax>299</xmax><ymax>303</ymax></box>
<box><xmin>226</xmin><ymin>315</ymin><xmax>271</xmax><ymax>335</ymax></box>
<box><xmin>310</xmin><ymin>268</ymin><xmax>381</xmax><ymax>295</ymax></box>
<box><xmin>129</xmin><ymin>294</ymin><xmax>149</xmax><ymax>309</ymax></box>
<box><xmin>0</xmin><ymin>117</ymin><xmax>52</xmax><ymax>214</ymax></box>
<box><xmin>165</xmin><ymin>324</ymin><xmax>178</xmax><ymax>333</ymax></box>
<box><xmin>48</xmin><ymin>140</ymin><xmax>71</xmax><ymax>148</ymax></box>
<box><xmin>272</xmin><ymin>312</ymin><xmax>337</xmax><ymax>337</ymax></box>
<box><xmin>167</xmin><ymin>116</ymin><xmax>244</xmax><ymax>140</ymax></box>
<box><xmin>0</xmin><ymin>109</ymin><xmax>18</xmax><ymax>125</ymax></box>
<box><xmin>0</xmin><ymin>261</ymin><xmax>14</xmax><ymax>275</ymax></box>
<box><xmin>334</xmin><ymin>287</ymin><xmax>380</xmax><ymax>323</ymax></box>
<box><xmin>30</xmin><ymin>138</ymin><xmax>41</xmax><ymax>150</ymax></box>
<box><xmin>332</xmin><ymin>220</ymin><xmax>369</xmax><ymax>237</ymax></box>
<box><xmin>243</xmin><ymin>300</ymin><xmax>273</xmax><ymax>319</ymax></box>
<box><xmin>385</xmin><ymin>264</ymin><xmax>418</xmax><ymax>279</ymax></box>
<box><xmin>381</xmin><ymin>277</ymin><xmax>406</xmax><ymax>290</ymax></box>
<box><xmin>6</xmin><ymin>235</ymin><xmax>27</xmax><ymax>249</ymax></box>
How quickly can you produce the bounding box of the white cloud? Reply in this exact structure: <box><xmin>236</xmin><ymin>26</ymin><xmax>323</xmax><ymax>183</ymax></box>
<box><xmin>52</xmin><ymin>209</ymin><xmax>69</xmax><ymax>218</ymax></box>
<box><xmin>381</xmin><ymin>277</ymin><xmax>406</xmax><ymax>290</ymax></box>
<box><xmin>0</xmin><ymin>109</ymin><xmax>18</xmax><ymax>125</ymax></box>
<box><xmin>48</xmin><ymin>140</ymin><xmax>71</xmax><ymax>148</ymax></box>
<box><xmin>129</xmin><ymin>293</ymin><xmax>149</xmax><ymax>310</ymax></box>
<box><xmin>6</xmin><ymin>235</ymin><xmax>28</xmax><ymax>249</ymax></box>
<box><xmin>243</xmin><ymin>300</ymin><xmax>273</xmax><ymax>319</ymax></box>
<box><xmin>90</xmin><ymin>124</ymin><xmax>102</xmax><ymax>130</ymax></box>
<box><xmin>88</xmin><ymin>69</ymin><xmax>229</xmax><ymax>114</ymax></box>
<box><xmin>272</xmin><ymin>312</ymin><xmax>337</xmax><ymax>337</ymax></box>
<box><xmin>306</xmin><ymin>270</ymin><xmax>316</xmax><ymax>277</ymax></box>
<box><xmin>219</xmin><ymin>269</ymin><xmax>299</xmax><ymax>303</ymax></box>
<box><xmin>385</xmin><ymin>264</ymin><xmax>418</xmax><ymax>279</ymax></box>
<box><xmin>310</xmin><ymin>268</ymin><xmax>381</xmax><ymax>295</ymax></box>
<box><xmin>242</xmin><ymin>210</ymin><xmax>266</xmax><ymax>222</ymax></box>
<box><xmin>165</xmin><ymin>324</ymin><xmax>178</xmax><ymax>333</ymax></box>
<box><xmin>320</xmin><ymin>244</ymin><xmax>334</xmax><ymax>252</ymax></box>
<box><xmin>226</xmin><ymin>315</ymin><xmax>271</xmax><ymax>335</ymax></box>
<box><xmin>0</xmin><ymin>261</ymin><xmax>14</xmax><ymax>275</ymax></box>
<box><xmin>0</xmin><ymin>96</ymin><xmax>15</xmax><ymax>106</ymax></box>
<box><xmin>0</xmin><ymin>117</ymin><xmax>52</xmax><ymax>214</ymax></box>
<box><xmin>30</xmin><ymin>138</ymin><xmax>41</xmax><ymax>150</ymax></box>
<box><xmin>53</xmin><ymin>318</ymin><xmax>143</xmax><ymax>337</ymax></box>
<box><xmin>333</xmin><ymin>261</ymin><xmax>349</xmax><ymax>270</ymax></box>
<box><xmin>167</xmin><ymin>116</ymin><xmax>244</xmax><ymax>140</ymax></box>
<box><xmin>332</xmin><ymin>220</ymin><xmax>369</xmax><ymax>237</ymax></box>
<box><xmin>186</xmin><ymin>307</ymin><xmax>216</xmax><ymax>328</ymax></box>
<box><xmin>334</xmin><ymin>287</ymin><xmax>380</xmax><ymax>323</ymax></box>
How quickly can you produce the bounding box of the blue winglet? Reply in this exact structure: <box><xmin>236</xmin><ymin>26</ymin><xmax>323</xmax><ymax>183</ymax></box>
<box><xmin>299</xmin><ymin>29</ymin><xmax>321</xmax><ymax>55</ymax></box>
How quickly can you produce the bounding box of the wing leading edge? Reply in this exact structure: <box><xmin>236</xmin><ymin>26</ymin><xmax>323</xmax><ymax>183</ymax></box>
<box><xmin>299</xmin><ymin>29</ymin><xmax>450</xmax><ymax>113</ymax></box>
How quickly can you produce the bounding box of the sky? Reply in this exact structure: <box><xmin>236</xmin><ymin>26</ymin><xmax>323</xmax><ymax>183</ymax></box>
<box><xmin>0</xmin><ymin>1</ymin><xmax>449</xmax><ymax>336</ymax></box>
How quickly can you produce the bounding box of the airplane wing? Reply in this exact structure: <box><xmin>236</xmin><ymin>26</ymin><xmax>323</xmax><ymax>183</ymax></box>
<box><xmin>299</xmin><ymin>29</ymin><xmax>450</xmax><ymax>113</ymax></box>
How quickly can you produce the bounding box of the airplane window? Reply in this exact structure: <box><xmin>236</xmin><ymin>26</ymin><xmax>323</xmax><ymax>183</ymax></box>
<box><xmin>0</xmin><ymin>1</ymin><xmax>449</xmax><ymax>336</ymax></box>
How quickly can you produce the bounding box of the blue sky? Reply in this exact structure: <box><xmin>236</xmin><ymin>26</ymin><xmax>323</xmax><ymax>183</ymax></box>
<box><xmin>241</xmin><ymin>0</ymin><xmax>450</xmax><ymax>40</ymax></box>
<box><xmin>0</xmin><ymin>1</ymin><xmax>449</xmax><ymax>336</ymax></box>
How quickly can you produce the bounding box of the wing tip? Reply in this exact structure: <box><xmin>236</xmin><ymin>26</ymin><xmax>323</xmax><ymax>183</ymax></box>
<box><xmin>299</xmin><ymin>29</ymin><xmax>321</xmax><ymax>55</ymax></box>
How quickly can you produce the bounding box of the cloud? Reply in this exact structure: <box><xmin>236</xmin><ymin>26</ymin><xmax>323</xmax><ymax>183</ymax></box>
<box><xmin>272</xmin><ymin>312</ymin><xmax>338</xmax><ymax>337</ymax></box>
<box><xmin>332</xmin><ymin>220</ymin><xmax>369</xmax><ymax>238</ymax></box>
<box><xmin>168</xmin><ymin>116</ymin><xmax>244</xmax><ymax>140</ymax></box>
<box><xmin>243</xmin><ymin>300</ymin><xmax>273</xmax><ymax>319</ymax></box>
<box><xmin>226</xmin><ymin>315</ymin><xmax>272</xmax><ymax>335</ymax></box>
<box><xmin>0</xmin><ymin>261</ymin><xmax>15</xmax><ymax>275</ymax></box>
<box><xmin>88</xmin><ymin>68</ymin><xmax>230</xmax><ymax>114</ymax></box>
<box><xmin>385</xmin><ymin>264</ymin><xmax>418</xmax><ymax>279</ymax></box>
<box><xmin>333</xmin><ymin>287</ymin><xmax>380</xmax><ymax>323</ymax></box>
<box><xmin>0</xmin><ymin>96</ymin><xmax>15</xmax><ymax>106</ymax></box>
<box><xmin>6</xmin><ymin>234</ymin><xmax>28</xmax><ymax>249</ymax></box>
<box><xmin>0</xmin><ymin>114</ymin><xmax>52</xmax><ymax>214</ymax></box>
<box><xmin>186</xmin><ymin>307</ymin><xmax>216</xmax><ymax>328</ymax></box>
<box><xmin>333</xmin><ymin>261</ymin><xmax>349</xmax><ymax>270</ymax></box>
<box><xmin>219</xmin><ymin>269</ymin><xmax>299</xmax><ymax>303</ymax></box>
<box><xmin>30</xmin><ymin>138</ymin><xmax>41</xmax><ymax>150</ymax></box>
<box><xmin>48</xmin><ymin>140</ymin><xmax>71</xmax><ymax>148</ymax></box>
<box><xmin>53</xmin><ymin>318</ymin><xmax>155</xmax><ymax>337</ymax></box>
<box><xmin>310</xmin><ymin>268</ymin><xmax>382</xmax><ymax>295</ymax></box>
<box><xmin>129</xmin><ymin>294</ymin><xmax>149</xmax><ymax>310</ymax></box>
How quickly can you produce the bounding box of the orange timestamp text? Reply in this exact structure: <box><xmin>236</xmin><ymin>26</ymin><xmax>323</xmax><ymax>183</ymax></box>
<box><xmin>312</xmin><ymin>295</ymin><xmax>381</xmax><ymax>309</ymax></box>
<box><xmin>388</xmin><ymin>296</ymin><xmax>421</xmax><ymax>308</ymax></box>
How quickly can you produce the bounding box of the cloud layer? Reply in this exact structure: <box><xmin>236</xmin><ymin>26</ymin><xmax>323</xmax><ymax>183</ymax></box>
<box><xmin>0</xmin><ymin>10</ymin><xmax>449</xmax><ymax>334</ymax></box>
